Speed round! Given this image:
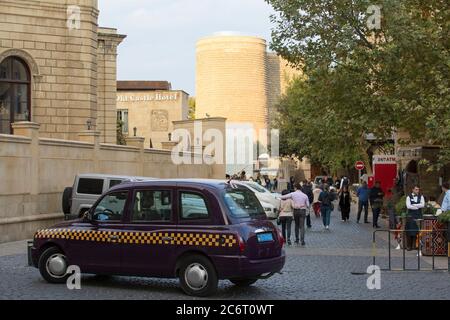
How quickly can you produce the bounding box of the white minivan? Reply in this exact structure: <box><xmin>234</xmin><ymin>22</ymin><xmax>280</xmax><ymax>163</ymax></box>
<box><xmin>62</xmin><ymin>174</ymin><xmax>156</xmax><ymax>218</ymax></box>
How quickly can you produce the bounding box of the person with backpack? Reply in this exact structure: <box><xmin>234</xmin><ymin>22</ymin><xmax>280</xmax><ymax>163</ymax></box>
<box><xmin>312</xmin><ymin>184</ymin><xmax>322</xmax><ymax>218</ymax></box>
<box><xmin>278</xmin><ymin>189</ymin><xmax>294</xmax><ymax>246</ymax></box>
<box><xmin>301</xmin><ymin>181</ymin><xmax>314</xmax><ymax>229</ymax></box>
<box><xmin>319</xmin><ymin>184</ymin><xmax>334</xmax><ymax>230</ymax></box>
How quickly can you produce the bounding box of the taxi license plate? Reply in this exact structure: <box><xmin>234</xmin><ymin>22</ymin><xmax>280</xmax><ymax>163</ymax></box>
<box><xmin>257</xmin><ymin>232</ymin><xmax>274</xmax><ymax>243</ymax></box>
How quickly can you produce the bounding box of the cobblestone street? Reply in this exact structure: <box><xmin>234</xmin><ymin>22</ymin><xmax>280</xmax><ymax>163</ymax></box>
<box><xmin>1</xmin><ymin>208</ymin><xmax>449</xmax><ymax>300</ymax></box>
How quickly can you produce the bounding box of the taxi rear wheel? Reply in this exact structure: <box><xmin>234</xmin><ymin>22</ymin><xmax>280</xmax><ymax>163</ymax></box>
<box><xmin>179</xmin><ymin>255</ymin><xmax>218</xmax><ymax>297</ymax></box>
<box><xmin>38</xmin><ymin>247</ymin><xmax>69</xmax><ymax>284</ymax></box>
<box><xmin>230</xmin><ymin>278</ymin><xmax>258</xmax><ymax>286</ymax></box>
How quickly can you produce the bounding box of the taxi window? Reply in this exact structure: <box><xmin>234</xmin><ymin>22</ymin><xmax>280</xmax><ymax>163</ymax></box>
<box><xmin>180</xmin><ymin>192</ymin><xmax>209</xmax><ymax>220</ymax></box>
<box><xmin>132</xmin><ymin>190</ymin><xmax>172</xmax><ymax>222</ymax></box>
<box><xmin>93</xmin><ymin>191</ymin><xmax>128</xmax><ymax>221</ymax></box>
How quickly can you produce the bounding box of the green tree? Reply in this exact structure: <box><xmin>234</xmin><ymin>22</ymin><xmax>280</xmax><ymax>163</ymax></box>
<box><xmin>267</xmin><ymin>0</ymin><xmax>450</xmax><ymax>170</ymax></box>
<box><xmin>188</xmin><ymin>97</ymin><xmax>196</xmax><ymax>120</ymax></box>
<box><xmin>116</xmin><ymin>119</ymin><xmax>126</xmax><ymax>146</ymax></box>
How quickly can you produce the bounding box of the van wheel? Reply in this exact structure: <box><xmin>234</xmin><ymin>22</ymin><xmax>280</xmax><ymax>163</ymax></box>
<box><xmin>62</xmin><ymin>187</ymin><xmax>73</xmax><ymax>214</ymax></box>
<box><xmin>179</xmin><ymin>255</ymin><xmax>218</xmax><ymax>297</ymax></box>
<box><xmin>230</xmin><ymin>278</ymin><xmax>258</xmax><ymax>286</ymax></box>
<box><xmin>38</xmin><ymin>247</ymin><xmax>69</xmax><ymax>284</ymax></box>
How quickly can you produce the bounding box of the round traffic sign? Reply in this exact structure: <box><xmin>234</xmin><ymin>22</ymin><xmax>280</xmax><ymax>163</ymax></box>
<box><xmin>355</xmin><ymin>161</ymin><xmax>365</xmax><ymax>171</ymax></box>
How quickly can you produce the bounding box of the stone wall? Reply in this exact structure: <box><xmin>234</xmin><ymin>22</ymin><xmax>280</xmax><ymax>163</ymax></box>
<box><xmin>0</xmin><ymin>122</ymin><xmax>220</xmax><ymax>243</ymax></box>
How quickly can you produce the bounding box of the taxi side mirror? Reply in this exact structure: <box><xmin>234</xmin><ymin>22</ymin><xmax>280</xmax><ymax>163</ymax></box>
<box><xmin>83</xmin><ymin>209</ymin><xmax>93</xmax><ymax>221</ymax></box>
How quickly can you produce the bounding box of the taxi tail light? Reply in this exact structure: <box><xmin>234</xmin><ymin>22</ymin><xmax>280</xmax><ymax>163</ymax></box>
<box><xmin>238</xmin><ymin>235</ymin><xmax>246</xmax><ymax>254</ymax></box>
<box><xmin>276</xmin><ymin>229</ymin><xmax>285</xmax><ymax>247</ymax></box>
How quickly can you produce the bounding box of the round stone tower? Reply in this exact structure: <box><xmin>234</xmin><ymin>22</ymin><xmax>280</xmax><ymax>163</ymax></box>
<box><xmin>195</xmin><ymin>34</ymin><xmax>269</xmax><ymax>132</ymax></box>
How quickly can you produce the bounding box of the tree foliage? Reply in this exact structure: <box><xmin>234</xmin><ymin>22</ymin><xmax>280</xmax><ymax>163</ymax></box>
<box><xmin>188</xmin><ymin>97</ymin><xmax>196</xmax><ymax>120</ymax></box>
<box><xmin>267</xmin><ymin>0</ymin><xmax>450</xmax><ymax>172</ymax></box>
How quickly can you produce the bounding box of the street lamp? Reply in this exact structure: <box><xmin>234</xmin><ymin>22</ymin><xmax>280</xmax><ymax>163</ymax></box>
<box><xmin>133</xmin><ymin>127</ymin><xmax>137</xmax><ymax>137</ymax></box>
<box><xmin>86</xmin><ymin>119</ymin><xmax>92</xmax><ymax>130</ymax></box>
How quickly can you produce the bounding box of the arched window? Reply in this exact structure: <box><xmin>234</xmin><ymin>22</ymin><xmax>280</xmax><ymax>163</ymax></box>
<box><xmin>0</xmin><ymin>57</ymin><xmax>31</xmax><ymax>134</ymax></box>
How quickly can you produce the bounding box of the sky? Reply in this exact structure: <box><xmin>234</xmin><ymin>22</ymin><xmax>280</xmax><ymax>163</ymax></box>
<box><xmin>98</xmin><ymin>0</ymin><xmax>276</xmax><ymax>96</ymax></box>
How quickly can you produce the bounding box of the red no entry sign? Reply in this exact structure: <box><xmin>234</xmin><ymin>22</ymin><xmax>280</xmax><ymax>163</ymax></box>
<box><xmin>355</xmin><ymin>161</ymin><xmax>365</xmax><ymax>171</ymax></box>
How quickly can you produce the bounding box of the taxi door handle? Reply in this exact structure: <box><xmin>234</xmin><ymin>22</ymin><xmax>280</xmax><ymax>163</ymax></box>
<box><xmin>109</xmin><ymin>235</ymin><xmax>119</xmax><ymax>241</ymax></box>
<box><xmin>162</xmin><ymin>237</ymin><xmax>173</xmax><ymax>242</ymax></box>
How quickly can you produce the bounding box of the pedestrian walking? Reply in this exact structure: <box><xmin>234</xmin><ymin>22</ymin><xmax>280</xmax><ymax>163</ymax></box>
<box><xmin>278</xmin><ymin>190</ymin><xmax>294</xmax><ymax>246</ymax></box>
<box><xmin>287</xmin><ymin>176</ymin><xmax>295</xmax><ymax>193</ymax></box>
<box><xmin>281</xmin><ymin>183</ymin><xmax>310</xmax><ymax>246</ymax></box>
<box><xmin>338</xmin><ymin>186</ymin><xmax>351</xmax><ymax>222</ymax></box>
<box><xmin>405</xmin><ymin>185</ymin><xmax>425</xmax><ymax>251</ymax></box>
<box><xmin>312</xmin><ymin>184</ymin><xmax>322</xmax><ymax>218</ymax></box>
<box><xmin>370</xmin><ymin>181</ymin><xmax>385</xmax><ymax>228</ymax></box>
<box><xmin>273</xmin><ymin>177</ymin><xmax>279</xmax><ymax>192</ymax></box>
<box><xmin>319</xmin><ymin>184</ymin><xmax>334</xmax><ymax>230</ymax></box>
<box><xmin>265</xmin><ymin>177</ymin><xmax>272</xmax><ymax>191</ymax></box>
<box><xmin>340</xmin><ymin>176</ymin><xmax>350</xmax><ymax>190</ymax></box>
<box><xmin>301</xmin><ymin>181</ymin><xmax>314</xmax><ymax>229</ymax></box>
<box><xmin>356</xmin><ymin>181</ymin><xmax>370</xmax><ymax>224</ymax></box>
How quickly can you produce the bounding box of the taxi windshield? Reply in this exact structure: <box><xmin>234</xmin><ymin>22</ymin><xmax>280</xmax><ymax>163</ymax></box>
<box><xmin>223</xmin><ymin>188</ymin><xmax>265</xmax><ymax>219</ymax></box>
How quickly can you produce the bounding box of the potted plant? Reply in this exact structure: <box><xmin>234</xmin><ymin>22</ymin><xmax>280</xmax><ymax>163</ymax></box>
<box><xmin>395</xmin><ymin>196</ymin><xmax>408</xmax><ymax>220</ymax></box>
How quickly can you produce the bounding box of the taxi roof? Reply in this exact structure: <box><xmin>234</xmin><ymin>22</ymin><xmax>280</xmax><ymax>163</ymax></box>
<box><xmin>108</xmin><ymin>179</ymin><xmax>231</xmax><ymax>192</ymax></box>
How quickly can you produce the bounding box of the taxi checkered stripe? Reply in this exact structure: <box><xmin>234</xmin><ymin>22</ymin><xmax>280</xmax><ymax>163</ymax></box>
<box><xmin>35</xmin><ymin>229</ymin><xmax>238</xmax><ymax>248</ymax></box>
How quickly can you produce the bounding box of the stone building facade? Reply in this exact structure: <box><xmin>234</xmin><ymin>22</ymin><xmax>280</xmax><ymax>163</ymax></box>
<box><xmin>117</xmin><ymin>81</ymin><xmax>189</xmax><ymax>149</ymax></box>
<box><xmin>0</xmin><ymin>0</ymin><xmax>124</xmax><ymax>143</ymax></box>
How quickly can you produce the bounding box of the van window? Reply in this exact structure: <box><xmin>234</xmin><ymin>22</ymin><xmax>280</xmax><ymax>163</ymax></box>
<box><xmin>132</xmin><ymin>190</ymin><xmax>172</xmax><ymax>222</ymax></box>
<box><xmin>109</xmin><ymin>179</ymin><xmax>124</xmax><ymax>189</ymax></box>
<box><xmin>77</xmin><ymin>178</ymin><xmax>104</xmax><ymax>195</ymax></box>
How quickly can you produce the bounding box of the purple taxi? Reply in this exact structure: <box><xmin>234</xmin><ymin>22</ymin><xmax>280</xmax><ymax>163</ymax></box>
<box><xmin>29</xmin><ymin>179</ymin><xmax>286</xmax><ymax>296</ymax></box>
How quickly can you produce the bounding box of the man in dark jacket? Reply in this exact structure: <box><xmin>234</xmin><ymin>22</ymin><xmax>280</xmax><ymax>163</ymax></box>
<box><xmin>302</xmin><ymin>181</ymin><xmax>314</xmax><ymax>229</ymax></box>
<box><xmin>370</xmin><ymin>181</ymin><xmax>385</xmax><ymax>228</ymax></box>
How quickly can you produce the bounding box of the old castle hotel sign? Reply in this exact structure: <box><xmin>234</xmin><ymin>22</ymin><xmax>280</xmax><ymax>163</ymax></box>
<box><xmin>117</xmin><ymin>92</ymin><xmax>179</xmax><ymax>103</ymax></box>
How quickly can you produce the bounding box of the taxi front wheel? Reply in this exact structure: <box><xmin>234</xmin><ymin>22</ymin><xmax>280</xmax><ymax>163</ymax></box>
<box><xmin>38</xmin><ymin>247</ymin><xmax>69</xmax><ymax>284</ymax></box>
<box><xmin>179</xmin><ymin>255</ymin><xmax>218</xmax><ymax>297</ymax></box>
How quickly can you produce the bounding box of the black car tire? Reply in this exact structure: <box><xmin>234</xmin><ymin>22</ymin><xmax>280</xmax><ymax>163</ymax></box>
<box><xmin>62</xmin><ymin>187</ymin><xmax>73</xmax><ymax>215</ymax></box>
<box><xmin>230</xmin><ymin>278</ymin><xmax>258</xmax><ymax>287</ymax></box>
<box><xmin>179</xmin><ymin>255</ymin><xmax>218</xmax><ymax>297</ymax></box>
<box><xmin>38</xmin><ymin>247</ymin><xmax>69</xmax><ymax>284</ymax></box>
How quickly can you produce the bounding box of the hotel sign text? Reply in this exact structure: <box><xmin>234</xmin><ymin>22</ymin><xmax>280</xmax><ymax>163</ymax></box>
<box><xmin>117</xmin><ymin>93</ymin><xmax>179</xmax><ymax>103</ymax></box>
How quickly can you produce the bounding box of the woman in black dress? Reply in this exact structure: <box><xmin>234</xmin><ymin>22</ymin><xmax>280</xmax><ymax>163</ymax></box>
<box><xmin>339</xmin><ymin>186</ymin><xmax>352</xmax><ymax>222</ymax></box>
